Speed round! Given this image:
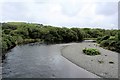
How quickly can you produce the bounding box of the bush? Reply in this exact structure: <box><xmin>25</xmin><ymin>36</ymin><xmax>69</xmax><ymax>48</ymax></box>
<box><xmin>100</xmin><ymin>40</ymin><xmax>110</xmax><ymax>47</ymax></box>
<box><xmin>109</xmin><ymin>41</ymin><xmax>116</xmax><ymax>46</ymax></box>
<box><xmin>2</xmin><ymin>41</ymin><xmax>8</xmax><ymax>52</ymax></box>
<box><xmin>118</xmin><ymin>30</ymin><xmax>120</xmax><ymax>40</ymax></box>
<box><xmin>96</xmin><ymin>37</ymin><xmax>102</xmax><ymax>43</ymax></box>
<box><xmin>109</xmin><ymin>36</ymin><xmax>115</xmax><ymax>40</ymax></box>
<box><xmin>115</xmin><ymin>41</ymin><xmax>120</xmax><ymax>52</ymax></box>
<box><xmin>101</xmin><ymin>35</ymin><xmax>110</xmax><ymax>40</ymax></box>
<box><xmin>83</xmin><ymin>48</ymin><xmax>101</xmax><ymax>56</ymax></box>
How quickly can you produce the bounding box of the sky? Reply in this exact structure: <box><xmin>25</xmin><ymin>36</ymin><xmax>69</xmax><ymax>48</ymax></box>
<box><xmin>0</xmin><ymin>0</ymin><xmax>119</xmax><ymax>29</ymax></box>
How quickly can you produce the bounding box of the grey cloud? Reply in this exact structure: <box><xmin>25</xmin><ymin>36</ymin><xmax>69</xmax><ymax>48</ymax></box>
<box><xmin>2</xmin><ymin>2</ymin><xmax>28</xmax><ymax>21</ymax></box>
<box><xmin>59</xmin><ymin>21</ymin><xmax>118</xmax><ymax>29</ymax></box>
<box><xmin>1</xmin><ymin>1</ymin><xmax>118</xmax><ymax>29</ymax></box>
<box><xmin>60</xmin><ymin>0</ymin><xmax>83</xmax><ymax>17</ymax></box>
<box><xmin>95</xmin><ymin>2</ymin><xmax>118</xmax><ymax>16</ymax></box>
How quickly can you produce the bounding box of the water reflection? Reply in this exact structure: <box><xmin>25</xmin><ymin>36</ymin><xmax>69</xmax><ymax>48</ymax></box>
<box><xmin>2</xmin><ymin>43</ymin><xmax>99</xmax><ymax>78</ymax></box>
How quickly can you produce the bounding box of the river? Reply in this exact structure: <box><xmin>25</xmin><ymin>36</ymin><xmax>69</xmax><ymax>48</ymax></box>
<box><xmin>2</xmin><ymin>43</ymin><xmax>100</xmax><ymax>78</ymax></box>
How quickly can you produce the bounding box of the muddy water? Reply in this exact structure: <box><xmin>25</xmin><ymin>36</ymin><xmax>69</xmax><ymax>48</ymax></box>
<box><xmin>2</xmin><ymin>43</ymin><xmax>100</xmax><ymax>78</ymax></box>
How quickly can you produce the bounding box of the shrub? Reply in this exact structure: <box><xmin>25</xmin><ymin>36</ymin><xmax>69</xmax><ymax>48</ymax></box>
<box><xmin>100</xmin><ymin>40</ymin><xmax>110</xmax><ymax>47</ymax></box>
<box><xmin>4</xmin><ymin>29</ymin><xmax>11</xmax><ymax>34</ymax></box>
<box><xmin>83</xmin><ymin>48</ymin><xmax>101</xmax><ymax>56</ymax></box>
<box><xmin>109</xmin><ymin>41</ymin><xmax>116</xmax><ymax>46</ymax></box>
<box><xmin>96</xmin><ymin>37</ymin><xmax>102</xmax><ymax>43</ymax></box>
<box><xmin>2</xmin><ymin>41</ymin><xmax>8</xmax><ymax>52</ymax></box>
<box><xmin>109</xmin><ymin>36</ymin><xmax>115</xmax><ymax>40</ymax></box>
<box><xmin>101</xmin><ymin>35</ymin><xmax>110</xmax><ymax>41</ymax></box>
<box><xmin>12</xmin><ymin>36</ymin><xmax>23</xmax><ymax>44</ymax></box>
<box><xmin>118</xmin><ymin>30</ymin><xmax>120</xmax><ymax>40</ymax></box>
<box><xmin>115</xmin><ymin>41</ymin><xmax>120</xmax><ymax>52</ymax></box>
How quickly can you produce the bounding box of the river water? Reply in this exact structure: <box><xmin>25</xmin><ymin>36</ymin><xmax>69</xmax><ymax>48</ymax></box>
<box><xmin>2</xmin><ymin>43</ymin><xmax>100</xmax><ymax>78</ymax></box>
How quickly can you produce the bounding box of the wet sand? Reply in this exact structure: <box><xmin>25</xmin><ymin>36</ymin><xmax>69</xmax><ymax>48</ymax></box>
<box><xmin>61</xmin><ymin>42</ymin><xmax>118</xmax><ymax>78</ymax></box>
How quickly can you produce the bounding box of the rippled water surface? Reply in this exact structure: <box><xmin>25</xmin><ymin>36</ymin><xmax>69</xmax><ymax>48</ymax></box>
<box><xmin>2</xmin><ymin>43</ymin><xmax>99</xmax><ymax>78</ymax></box>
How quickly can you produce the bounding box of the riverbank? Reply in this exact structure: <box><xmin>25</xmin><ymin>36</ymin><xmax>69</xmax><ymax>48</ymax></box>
<box><xmin>61</xmin><ymin>42</ymin><xmax>118</xmax><ymax>78</ymax></box>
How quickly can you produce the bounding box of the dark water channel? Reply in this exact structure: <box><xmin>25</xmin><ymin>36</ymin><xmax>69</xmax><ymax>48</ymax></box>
<box><xmin>2</xmin><ymin>43</ymin><xmax>100</xmax><ymax>78</ymax></box>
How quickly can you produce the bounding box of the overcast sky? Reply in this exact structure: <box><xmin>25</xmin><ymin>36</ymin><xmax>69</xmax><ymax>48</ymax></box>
<box><xmin>0</xmin><ymin>0</ymin><xmax>119</xmax><ymax>29</ymax></box>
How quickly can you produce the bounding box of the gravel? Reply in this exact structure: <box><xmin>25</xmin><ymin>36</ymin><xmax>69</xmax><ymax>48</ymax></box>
<box><xmin>61</xmin><ymin>42</ymin><xmax>118</xmax><ymax>78</ymax></box>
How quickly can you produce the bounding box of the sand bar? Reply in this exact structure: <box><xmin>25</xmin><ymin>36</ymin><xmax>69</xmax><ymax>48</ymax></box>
<box><xmin>61</xmin><ymin>42</ymin><xmax>118</xmax><ymax>78</ymax></box>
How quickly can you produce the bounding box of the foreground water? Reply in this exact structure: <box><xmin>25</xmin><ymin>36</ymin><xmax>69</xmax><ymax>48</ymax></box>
<box><xmin>2</xmin><ymin>43</ymin><xmax>100</xmax><ymax>78</ymax></box>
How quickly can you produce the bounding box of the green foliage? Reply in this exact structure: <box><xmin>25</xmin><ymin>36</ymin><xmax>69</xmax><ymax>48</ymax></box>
<box><xmin>13</xmin><ymin>36</ymin><xmax>23</xmax><ymax>44</ymax></box>
<box><xmin>97</xmin><ymin>31</ymin><xmax>120</xmax><ymax>53</ymax></box>
<box><xmin>23</xmin><ymin>39</ymin><xmax>41</xmax><ymax>44</ymax></box>
<box><xmin>97</xmin><ymin>35</ymin><xmax>110</xmax><ymax>47</ymax></box>
<box><xmin>115</xmin><ymin>41</ymin><xmax>120</xmax><ymax>52</ymax></box>
<box><xmin>83</xmin><ymin>48</ymin><xmax>101</xmax><ymax>56</ymax></box>
<box><xmin>2</xmin><ymin>22</ymin><xmax>120</xmax><ymax>59</ymax></box>
<box><xmin>118</xmin><ymin>30</ymin><xmax>120</xmax><ymax>40</ymax></box>
<box><xmin>109</xmin><ymin>40</ymin><xmax>116</xmax><ymax>46</ymax></box>
<box><xmin>96</xmin><ymin>37</ymin><xmax>102</xmax><ymax>43</ymax></box>
<box><xmin>2</xmin><ymin>35</ymin><xmax>16</xmax><ymax>53</ymax></box>
<box><xmin>100</xmin><ymin>40</ymin><xmax>110</xmax><ymax>47</ymax></box>
<box><xmin>2</xmin><ymin>22</ymin><xmax>85</xmax><ymax>57</ymax></box>
<box><xmin>3</xmin><ymin>29</ymin><xmax>11</xmax><ymax>34</ymax></box>
<box><xmin>2</xmin><ymin>23</ymin><xmax>17</xmax><ymax>30</ymax></box>
<box><xmin>2</xmin><ymin>41</ymin><xmax>8</xmax><ymax>52</ymax></box>
<box><xmin>109</xmin><ymin>36</ymin><xmax>115</xmax><ymax>40</ymax></box>
<box><xmin>101</xmin><ymin>35</ymin><xmax>110</xmax><ymax>41</ymax></box>
<box><xmin>71</xmin><ymin>28</ymin><xmax>83</xmax><ymax>41</ymax></box>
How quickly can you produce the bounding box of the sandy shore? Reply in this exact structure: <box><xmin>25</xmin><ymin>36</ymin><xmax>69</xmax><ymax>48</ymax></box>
<box><xmin>61</xmin><ymin>42</ymin><xmax>118</xmax><ymax>78</ymax></box>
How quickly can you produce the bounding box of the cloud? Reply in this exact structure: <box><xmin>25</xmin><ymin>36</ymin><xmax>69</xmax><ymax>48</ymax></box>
<box><xmin>95</xmin><ymin>2</ymin><xmax>118</xmax><ymax>16</ymax></box>
<box><xmin>1</xmin><ymin>2</ymin><xmax>29</xmax><ymax>21</ymax></box>
<box><xmin>60</xmin><ymin>0</ymin><xmax>84</xmax><ymax>17</ymax></box>
<box><xmin>0</xmin><ymin>0</ymin><xmax>118</xmax><ymax>29</ymax></box>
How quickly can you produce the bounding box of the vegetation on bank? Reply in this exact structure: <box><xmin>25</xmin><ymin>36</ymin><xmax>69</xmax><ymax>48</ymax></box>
<box><xmin>96</xmin><ymin>32</ymin><xmax>120</xmax><ymax>53</ymax></box>
<box><xmin>83</xmin><ymin>48</ymin><xmax>101</xmax><ymax>56</ymax></box>
<box><xmin>1</xmin><ymin>22</ymin><xmax>120</xmax><ymax>58</ymax></box>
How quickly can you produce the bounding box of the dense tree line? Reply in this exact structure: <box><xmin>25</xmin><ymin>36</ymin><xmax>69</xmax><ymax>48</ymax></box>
<box><xmin>1</xmin><ymin>22</ymin><xmax>83</xmax><ymax>56</ymax></box>
<box><xmin>1</xmin><ymin>22</ymin><xmax>120</xmax><ymax>59</ymax></box>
